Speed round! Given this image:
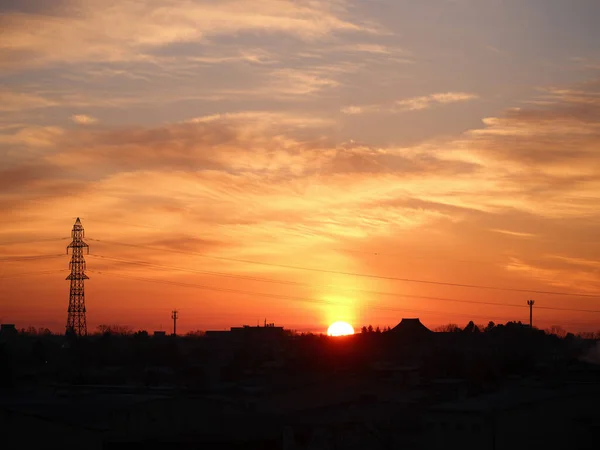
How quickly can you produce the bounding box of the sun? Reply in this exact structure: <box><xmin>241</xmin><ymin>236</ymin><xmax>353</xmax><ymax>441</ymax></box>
<box><xmin>327</xmin><ymin>321</ymin><xmax>355</xmax><ymax>336</ymax></box>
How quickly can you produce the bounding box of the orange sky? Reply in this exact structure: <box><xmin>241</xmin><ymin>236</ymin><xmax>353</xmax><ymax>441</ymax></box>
<box><xmin>1</xmin><ymin>1</ymin><xmax>600</xmax><ymax>334</ymax></box>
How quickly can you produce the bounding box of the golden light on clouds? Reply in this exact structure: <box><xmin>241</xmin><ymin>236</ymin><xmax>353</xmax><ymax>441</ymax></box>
<box><xmin>395</xmin><ymin>92</ymin><xmax>479</xmax><ymax>111</ymax></box>
<box><xmin>1</xmin><ymin>1</ymin><xmax>599</xmax><ymax>334</ymax></box>
<box><xmin>71</xmin><ymin>114</ymin><xmax>97</xmax><ymax>125</ymax></box>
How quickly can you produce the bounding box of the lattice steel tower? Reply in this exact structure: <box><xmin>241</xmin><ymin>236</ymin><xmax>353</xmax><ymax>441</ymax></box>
<box><xmin>66</xmin><ymin>217</ymin><xmax>89</xmax><ymax>336</ymax></box>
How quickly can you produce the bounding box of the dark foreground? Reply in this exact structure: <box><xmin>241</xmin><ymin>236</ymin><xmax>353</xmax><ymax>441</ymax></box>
<box><xmin>1</xmin><ymin>321</ymin><xmax>599</xmax><ymax>449</ymax></box>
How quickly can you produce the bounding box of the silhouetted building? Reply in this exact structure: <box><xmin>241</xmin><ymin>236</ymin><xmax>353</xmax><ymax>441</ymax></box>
<box><xmin>153</xmin><ymin>331</ymin><xmax>166</xmax><ymax>337</ymax></box>
<box><xmin>206</xmin><ymin>322</ymin><xmax>285</xmax><ymax>342</ymax></box>
<box><xmin>390</xmin><ymin>318</ymin><xmax>432</xmax><ymax>338</ymax></box>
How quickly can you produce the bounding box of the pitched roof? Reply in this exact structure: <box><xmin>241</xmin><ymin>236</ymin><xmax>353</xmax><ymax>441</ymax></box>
<box><xmin>390</xmin><ymin>318</ymin><xmax>432</xmax><ymax>337</ymax></box>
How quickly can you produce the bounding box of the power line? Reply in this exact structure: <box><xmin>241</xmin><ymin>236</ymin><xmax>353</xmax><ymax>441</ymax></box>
<box><xmin>86</xmin><ymin>269</ymin><xmax>600</xmax><ymax>328</ymax></box>
<box><xmin>86</xmin><ymin>253</ymin><xmax>600</xmax><ymax>314</ymax></box>
<box><xmin>85</xmin><ymin>269</ymin><xmax>515</xmax><ymax>322</ymax></box>
<box><xmin>0</xmin><ymin>237</ymin><xmax>70</xmax><ymax>246</ymax></box>
<box><xmin>87</xmin><ymin>237</ymin><xmax>600</xmax><ymax>299</ymax></box>
<box><xmin>0</xmin><ymin>269</ymin><xmax>69</xmax><ymax>279</ymax></box>
<box><xmin>0</xmin><ymin>254</ymin><xmax>65</xmax><ymax>262</ymax></box>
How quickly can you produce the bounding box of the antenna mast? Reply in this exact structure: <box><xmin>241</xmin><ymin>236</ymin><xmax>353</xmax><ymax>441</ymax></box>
<box><xmin>527</xmin><ymin>300</ymin><xmax>535</xmax><ymax>328</ymax></box>
<box><xmin>171</xmin><ymin>309</ymin><xmax>178</xmax><ymax>336</ymax></box>
<box><xmin>66</xmin><ymin>218</ymin><xmax>89</xmax><ymax>336</ymax></box>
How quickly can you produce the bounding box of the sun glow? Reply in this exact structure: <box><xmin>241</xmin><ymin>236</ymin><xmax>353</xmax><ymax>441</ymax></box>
<box><xmin>327</xmin><ymin>321</ymin><xmax>355</xmax><ymax>336</ymax></box>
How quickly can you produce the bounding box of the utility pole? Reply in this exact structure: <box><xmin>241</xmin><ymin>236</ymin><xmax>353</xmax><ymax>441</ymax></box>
<box><xmin>171</xmin><ymin>309</ymin><xmax>178</xmax><ymax>336</ymax></box>
<box><xmin>527</xmin><ymin>300</ymin><xmax>535</xmax><ymax>328</ymax></box>
<box><xmin>66</xmin><ymin>218</ymin><xmax>89</xmax><ymax>337</ymax></box>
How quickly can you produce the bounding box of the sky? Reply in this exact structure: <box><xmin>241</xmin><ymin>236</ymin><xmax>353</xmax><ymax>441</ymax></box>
<box><xmin>1</xmin><ymin>0</ymin><xmax>600</xmax><ymax>334</ymax></box>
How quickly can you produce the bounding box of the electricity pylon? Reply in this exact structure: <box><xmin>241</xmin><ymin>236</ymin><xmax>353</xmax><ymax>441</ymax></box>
<box><xmin>66</xmin><ymin>218</ymin><xmax>89</xmax><ymax>336</ymax></box>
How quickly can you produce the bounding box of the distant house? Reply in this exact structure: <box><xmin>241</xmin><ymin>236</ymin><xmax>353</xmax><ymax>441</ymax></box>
<box><xmin>205</xmin><ymin>322</ymin><xmax>286</xmax><ymax>343</ymax></box>
<box><xmin>204</xmin><ymin>322</ymin><xmax>288</xmax><ymax>377</ymax></box>
<box><xmin>390</xmin><ymin>318</ymin><xmax>433</xmax><ymax>339</ymax></box>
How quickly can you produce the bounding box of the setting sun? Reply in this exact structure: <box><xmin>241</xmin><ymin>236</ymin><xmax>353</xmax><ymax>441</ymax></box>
<box><xmin>327</xmin><ymin>321</ymin><xmax>355</xmax><ymax>337</ymax></box>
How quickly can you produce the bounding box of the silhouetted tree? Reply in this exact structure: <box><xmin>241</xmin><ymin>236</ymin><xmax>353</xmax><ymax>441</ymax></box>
<box><xmin>434</xmin><ymin>323</ymin><xmax>462</xmax><ymax>333</ymax></box>
<box><xmin>485</xmin><ymin>321</ymin><xmax>496</xmax><ymax>332</ymax></box>
<box><xmin>361</xmin><ymin>326</ymin><xmax>368</xmax><ymax>334</ymax></box>
<box><xmin>185</xmin><ymin>330</ymin><xmax>204</xmax><ymax>337</ymax></box>
<box><xmin>463</xmin><ymin>321</ymin><xmax>480</xmax><ymax>333</ymax></box>
<box><xmin>25</xmin><ymin>327</ymin><xmax>52</xmax><ymax>336</ymax></box>
<box><xmin>375</xmin><ymin>326</ymin><xmax>381</xmax><ymax>334</ymax></box>
<box><xmin>577</xmin><ymin>331</ymin><xmax>595</xmax><ymax>340</ymax></box>
<box><xmin>367</xmin><ymin>325</ymin><xmax>374</xmax><ymax>333</ymax></box>
<box><xmin>546</xmin><ymin>325</ymin><xmax>566</xmax><ymax>338</ymax></box>
<box><xmin>97</xmin><ymin>324</ymin><xmax>133</xmax><ymax>336</ymax></box>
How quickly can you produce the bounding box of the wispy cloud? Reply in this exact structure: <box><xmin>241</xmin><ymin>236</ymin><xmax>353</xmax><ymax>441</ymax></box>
<box><xmin>395</xmin><ymin>92</ymin><xmax>479</xmax><ymax>111</ymax></box>
<box><xmin>71</xmin><ymin>114</ymin><xmax>97</xmax><ymax>125</ymax></box>
<box><xmin>489</xmin><ymin>229</ymin><xmax>536</xmax><ymax>238</ymax></box>
<box><xmin>2</xmin><ymin>36</ymin><xmax>600</xmax><ymax>331</ymax></box>
<box><xmin>505</xmin><ymin>257</ymin><xmax>600</xmax><ymax>292</ymax></box>
<box><xmin>3</xmin><ymin>77</ymin><xmax>599</xmax><ymax>226</ymax></box>
<box><xmin>340</xmin><ymin>105</ymin><xmax>366</xmax><ymax>115</ymax></box>
<box><xmin>0</xmin><ymin>0</ymin><xmax>370</xmax><ymax>69</ymax></box>
<box><xmin>465</xmin><ymin>80</ymin><xmax>600</xmax><ymax>174</ymax></box>
<box><xmin>341</xmin><ymin>91</ymin><xmax>478</xmax><ymax>115</ymax></box>
<box><xmin>545</xmin><ymin>255</ymin><xmax>600</xmax><ymax>269</ymax></box>
<box><xmin>266</xmin><ymin>67</ymin><xmax>342</xmax><ymax>96</ymax></box>
<box><xmin>0</xmin><ymin>90</ymin><xmax>56</xmax><ymax>112</ymax></box>
<box><xmin>186</xmin><ymin>111</ymin><xmax>335</xmax><ymax>129</ymax></box>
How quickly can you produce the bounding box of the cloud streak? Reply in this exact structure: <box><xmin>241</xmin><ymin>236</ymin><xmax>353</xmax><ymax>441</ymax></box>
<box><xmin>341</xmin><ymin>91</ymin><xmax>479</xmax><ymax>115</ymax></box>
<box><xmin>490</xmin><ymin>229</ymin><xmax>536</xmax><ymax>238</ymax></box>
<box><xmin>395</xmin><ymin>92</ymin><xmax>479</xmax><ymax>111</ymax></box>
<box><xmin>0</xmin><ymin>89</ymin><xmax>57</xmax><ymax>111</ymax></box>
<box><xmin>0</xmin><ymin>0</ymin><xmax>370</xmax><ymax>69</ymax></box>
<box><xmin>71</xmin><ymin>114</ymin><xmax>97</xmax><ymax>125</ymax></box>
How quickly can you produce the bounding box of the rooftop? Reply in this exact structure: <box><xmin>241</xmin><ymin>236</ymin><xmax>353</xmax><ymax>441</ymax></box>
<box><xmin>390</xmin><ymin>318</ymin><xmax>432</xmax><ymax>336</ymax></box>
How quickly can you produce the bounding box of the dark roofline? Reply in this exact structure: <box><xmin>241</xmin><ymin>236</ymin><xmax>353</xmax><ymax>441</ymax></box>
<box><xmin>391</xmin><ymin>318</ymin><xmax>432</xmax><ymax>334</ymax></box>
